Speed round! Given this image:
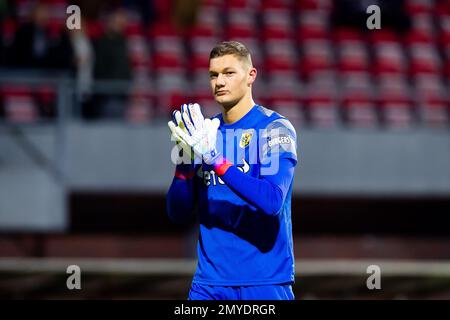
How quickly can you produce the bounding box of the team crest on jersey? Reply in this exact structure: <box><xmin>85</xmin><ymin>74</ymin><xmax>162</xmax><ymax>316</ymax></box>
<box><xmin>239</xmin><ymin>131</ymin><xmax>253</xmax><ymax>148</ymax></box>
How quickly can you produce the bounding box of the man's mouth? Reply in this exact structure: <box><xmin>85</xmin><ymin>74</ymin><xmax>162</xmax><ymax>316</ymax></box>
<box><xmin>216</xmin><ymin>90</ymin><xmax>228</xmax><ymax>95</ymax></box>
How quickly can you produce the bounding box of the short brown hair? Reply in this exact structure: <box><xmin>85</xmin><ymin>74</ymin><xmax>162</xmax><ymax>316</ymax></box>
<box><xmin>209</xmin><ymin>41</ymin><xmax>253</xmax><ymax>67</ymax></box>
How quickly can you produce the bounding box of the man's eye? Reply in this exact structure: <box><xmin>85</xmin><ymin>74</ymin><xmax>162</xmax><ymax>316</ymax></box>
<box><xmin>226</xmin><ymin>72</ymin><xmax>234</xmax><ymax>75</ymax></box>
<box><xmin>210</xmin><ymin>75</ymin><xmax>217</xmax><ymax>79</ymax></box>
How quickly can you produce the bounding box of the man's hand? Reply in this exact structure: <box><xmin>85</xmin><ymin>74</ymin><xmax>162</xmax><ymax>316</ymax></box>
<box><xmin>169</xmin><ymin>107</ymin><xmax>195</xmax><ymax>163</ymax></box>
<box><xmin>168</xmin><ymin>103</ymin><xmax>220</xmax><ymax>165</ymax></box>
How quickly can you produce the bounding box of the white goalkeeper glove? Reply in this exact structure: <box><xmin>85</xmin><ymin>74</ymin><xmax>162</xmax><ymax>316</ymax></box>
<box><xmin>169</xmin><ymin>107</ymin><xmax>195</xmax><ymax>163</ymax></box>
<box><xmin>168</xmin><ymin>103</ymin><xmax>220</xmax><ymax>165</ymax></box>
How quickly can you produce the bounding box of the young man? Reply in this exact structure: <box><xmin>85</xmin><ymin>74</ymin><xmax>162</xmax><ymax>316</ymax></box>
<box><xmin>166</xmin><ymin>41</ymin><xmax>298</xmax><ymax>300</ymax></box>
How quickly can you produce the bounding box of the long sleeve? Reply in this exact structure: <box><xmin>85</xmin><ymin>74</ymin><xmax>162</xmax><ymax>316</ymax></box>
<box><xmin>216</xmin><ymin>158</ymin><xmax>296</xmax><ymax>216</ymax></box>
<box><xmin>166</xmin><ymin>164</ymin><xmax>196</xmax><ymax>223</ymax></box>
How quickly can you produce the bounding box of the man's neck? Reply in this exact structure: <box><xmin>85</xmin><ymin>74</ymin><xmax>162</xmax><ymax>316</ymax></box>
<box><xmin>222</xmin><ymin>93</ymin><xmax>255</xmax><ymax>124</ymax></box>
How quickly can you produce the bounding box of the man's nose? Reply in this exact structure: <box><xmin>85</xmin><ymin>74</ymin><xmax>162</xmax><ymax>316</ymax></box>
<box><xmin>216</xmin><ymin>73</ymin><xmax>226</xmax><ymax>86</ymax></box>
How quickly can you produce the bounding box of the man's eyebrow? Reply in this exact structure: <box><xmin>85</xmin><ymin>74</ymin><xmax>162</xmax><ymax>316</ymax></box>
<box><xmin>209</xmin><ymin>67</ymin><xmax>236</xmax><ymax>74</ymax></box>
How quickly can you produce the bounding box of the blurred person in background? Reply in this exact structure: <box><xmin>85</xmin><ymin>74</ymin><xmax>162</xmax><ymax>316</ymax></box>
<box><xmin>0</xmin><ymin>0</ymin><xmax>15</xmax><ymax>20</ymax></box>
<box><xmin>69</xmin><ymin>17</ymin><xmax>94</xmax><ymax>104</ymax></box>
<box><xmin>93</xmin><ymin>7</ymin><xmax>131</xmax><ymax>82</ymax></box>
<box><xmin>10</xmin><ymin>2</ymin><xmax>51</xmax><ymax>69</ymax></box>
<box><xmin>89</xmin><ymin>7</ymin><xmax>131</xmax><ymax>119</ymax></box>
<box><xmin>123</xmin><ymin>0</ymin><xmax>156</xmax><ymax>28</ymax></box>
<box><xmin>172</xmin><ymin>0</ymin><xmax>200</xmax><ymax>32</ymax></box>
<box><xmin>10</xmin><ymin>2</ymin><xmax>73</xmax><ymax>70</ymax></box>
<box><xmin>0</xmin><ymin>0</ymin><xmax>16</xmax><ymax>66</ymax></box>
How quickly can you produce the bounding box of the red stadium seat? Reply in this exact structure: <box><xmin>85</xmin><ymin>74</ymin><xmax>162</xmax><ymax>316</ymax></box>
<box><xmin>444</xmin><ymin>60</ymin><xmax>450</xmax><ymax>79</ymax></box>
<box><xmin>266</xmin><ymin>70</ymin><xmax>304</xmax><ymax>125</ymax></box>
<box><xmin>125</xmin><ymin>86</ymin><xmax>155</xmax><ymax>123</ymax></box>
<box><xmin>86</xmin><ymin>20</ymin><xmax>104</xmax><ymax>39</ymax></box>
<box><xmin>150</xmin><ymin>22</ymin><xmax>186</xmax><ymax>71</ymax></box>
<box><xmin>296</xmin><ymin>0</ymin><xmax>333</xmax><ymax>12</ymax></box>
<box><xmin>305</xmin><ymin>94</ymin><xmax>338</xmax><ymax>128</ymax></box>
<box><xmin>224</xmin><ymin>0</ymin><xmax>258</xmax><ymax>10</ymax></box>
<box><xmin>158</xmin><ymin>90</ymin><xmax>191</xmax><ymax>118</ymax></box>
<box><xmin>201</xmin><ymin>0</ymin><xmax>224</xmax><ymax>7</ymax></box>
<box><xmin>410</xmin><ymin>13</ymin><xmax>435</xmax><ymax>38</ymax></box>
<box><xmin>380</xmin><ymin>100</ymin><xmax>415</xmax><ymax>129</ymax></box>
<box><xmin>436</xmin><ymin>1</ymin><xmax>450</xmax><ymax>13</ymax></box>
<box><xmin>262</xmin><ymin>0</ymin><xmax>292</xmax><ymax>9</ymax></box>
<box><xmin>334</xmin><ymin>29</ymin><xmax>369</xmax><ymax>73</ymax></box>
<box><xmin>296</xmin><ymin>10</ymin><xmax>329</xmax><ymax>42</ymax></box>
<box><xmin>261</xmin><ymin>5</ymin><xmax>293</xmax><ymax>40</ymax></box>
<box><xmin>299</xmin><ymin>39</ymin><xmax>334</xmax><ymax>79</ymax></box>
<box><xmin>196</xmin><ymin>5</ymin><xmax>222</xmax><ymax>38</ymax></box>
<box><xmin>376</xmin><ymin>74</ymin><xmax>411</xmax><ymax>101</ymax></box>
<box><xmin>153</xmin><ymin>58</ymin><xmax>189</xmax><ymax>116</ymax></box>
<box><xmin>1</xmin><ymin>86</ymin><xmax>39</xmax><ymax>123</ymax></box>
<box><xmin>405</xmin><ymin>0</ymin><xmax>435</xmax><ymax>16</ymax></box>
<box><xmin>418</xmin><ymin>98</ymin><xmax>450</xmax><ymax>128</ymax></box>
<box><xmin>413</xmin><ymin>73</ymin><xmax>450</xmax><ymax>126</ymax></box>
<box><xmin>271</xmin><ymin>97</ymin><xmax>306</xmax><ymax>126</ymax></box>
<box><xmin>127</xmin><ymin>34</ymin><xmax>150</xmax><ymax>71</ymax></box>
<box><xmin>438</xmin><ymin>14</ymin><xmax>450</xmax><ymax>76</ymax></box>
<box><xmin>376</xmin><ymin>74</ymin><xmax>415</xmax><ymax>128</ymax></box>
<box><xmin>340</xmin><ymin>72</ymin><xmax>377</xmax><ymax>127</ymax></box>
<box><xmin>407</xmin><ymin>42</ymin><xmax>442</xmax><ymax>76</ymax></box>
<box><xmin>343</xmin><ymin>96</ymin><xmax>378</xmax><ymax>128</ymax></box>
<box><xmin>264</xmin><ymin>39</ymin><xmax>298</xmax><ymax>73</ymax></box>
<box><xmin>438</xmin><ymin>15</ymin><xmax>450</xmax><ymax>48</ymax></box>
<box><xmin>302</xmin><ymin>72</ymin><xmax>338</xmax><ymax>127</ymax></box>
<box><xmin>188</xmin><ymin>89</ymin><xmax>222</xmax><ymax>118</ymax></box>
<box><xmin>225</xmin><ymin>8</ymin><xmax>258</xmax><ymax>39</ymax></box>
<box><xmin>404</xmin><ymin>9</ymin><xmax>437</xmax><ymax>75</ymax></box>
<box><xmin>125</xmin><ymin>21</ymin><xmax>145</xmax><ymax>38</ymax></box>
<box><xmin>370</xmin><ymin>30</ymin><xmax>407</xmax><ymax>76</ymax></box>
<box><xmin>413</xmin><ymin>74</ymin><xmax>446</xmax><ymax>102</ymax></box>
<box><xmin>266</xmin><ymin>71</ymin><xmax>301</xmax><ymax>99</ymax></box>
<box><xmin>153</xmin><ymin>0</ymin><xmax>173</xmax><ymax>21</ymax></box>
<box><xmin>188</xmin><ymin>27</ymin><xmax>219</xmax><ymax>72</ymax></box>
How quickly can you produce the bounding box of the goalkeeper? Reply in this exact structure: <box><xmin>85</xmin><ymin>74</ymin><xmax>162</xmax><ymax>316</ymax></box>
<box><xmin>166</xmin><ymin>41</ymin><xmax>298</xmax><ymax>300</ymax></box>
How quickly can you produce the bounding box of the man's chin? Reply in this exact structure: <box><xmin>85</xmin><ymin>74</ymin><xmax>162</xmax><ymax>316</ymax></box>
<box><xmin>214</xmin><ymin>95</ymin><xmax>239</xmax><ymax>109</ymax></box>
<box><xmin>215</xmin><ymin>96</ymin><xmax>228</xmax><ymax>105</ymax></box>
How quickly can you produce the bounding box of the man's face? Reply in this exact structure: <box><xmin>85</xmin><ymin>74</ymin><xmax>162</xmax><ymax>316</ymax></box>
<box><xmin>209</xmin><ymin>55</ymin><xmax>251</xmax><ymax>108</ymax></box>
<box><xmin>33</xmin><ymin>5</ymin><xmax>49</xmax><ymax>27</ymax></box>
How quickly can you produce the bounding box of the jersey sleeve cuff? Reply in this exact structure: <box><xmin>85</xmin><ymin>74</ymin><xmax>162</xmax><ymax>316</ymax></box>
<box><xmin>213</xmin><ymin>157</ymin><xmax>233</xmax><ymax>176</ymax></box>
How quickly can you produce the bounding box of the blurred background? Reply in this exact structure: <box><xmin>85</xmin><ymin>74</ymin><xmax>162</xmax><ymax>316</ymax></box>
<box><xmin>1</xmin><ymin>0</ymin><xmax>450</xmax><ymax>299</ymax></box>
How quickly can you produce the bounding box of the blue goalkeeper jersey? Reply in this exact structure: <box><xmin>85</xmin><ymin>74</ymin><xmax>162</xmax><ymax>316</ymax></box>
<box><xmin>191</xmin><ymin>104</ymin><xmax>298</xmax><ymax>286</ymax></box>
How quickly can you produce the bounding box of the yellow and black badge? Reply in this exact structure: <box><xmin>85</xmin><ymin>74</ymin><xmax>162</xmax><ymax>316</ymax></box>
<box><xmin>239</xmin><ymin>130</ymin><xmax>253</xmax><ymax>148</ymax></box>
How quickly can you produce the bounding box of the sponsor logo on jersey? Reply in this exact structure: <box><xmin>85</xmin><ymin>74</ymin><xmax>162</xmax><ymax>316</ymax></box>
<box><xmin>198</xmin><ymin>159</ymin><xmax>250</xmax><ymax>186</ymax></box>
<box><xmin>268</xmin><ymin>135</ymin><xmax>292</xmax><ymax>148</ymax></box>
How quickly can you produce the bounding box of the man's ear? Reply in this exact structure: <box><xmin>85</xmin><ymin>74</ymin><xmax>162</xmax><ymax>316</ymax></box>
<box><xmin>247</xmin><ymin>67</ymin><xmax>257</xmax><ymax>86</ymax></box>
